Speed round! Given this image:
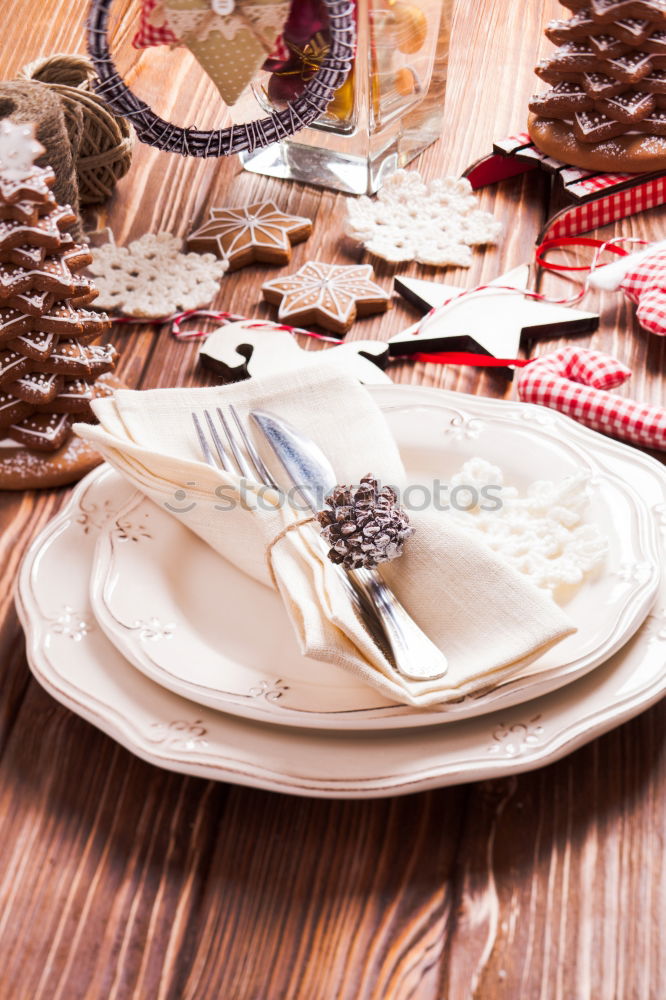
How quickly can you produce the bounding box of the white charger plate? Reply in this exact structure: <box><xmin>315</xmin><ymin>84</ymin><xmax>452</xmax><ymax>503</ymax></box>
<box><xmin>89</xmin><ymin>386</ymin><xmax>661</xmax><ymax>730</ymax></box>
<box><xmin>15</xmin><ymin>443</ymin><xmax>666</xmax><ymax>798</ymax></box>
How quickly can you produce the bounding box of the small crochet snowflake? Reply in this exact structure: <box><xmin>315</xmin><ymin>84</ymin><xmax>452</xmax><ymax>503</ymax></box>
<box><xmin>87</xmin><ymin>232</ymin><xmax>228</xmax><ymax>318</ymax></box>
<box><xmin>450</xmin><ymin>458</ymin><xmax>608</xmax><ymax>595</ymax></box>
<box><xmin>345</xmin><ymin>170</ymin><xmax>503</xmax><ymax>268</ymax></box>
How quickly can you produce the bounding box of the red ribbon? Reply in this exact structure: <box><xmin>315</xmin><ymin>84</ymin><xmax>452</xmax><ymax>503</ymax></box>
<box><xmin>111</xmin><ymin>308</ymin><xmax>241</xmax><ymax>340</ymax></box>
<box><xmin>534</xmin><ymin>235</ymin><xmax>631</xmax><ymax>272</ymax></box>
<box><xmin>405</xmin><ymin>352</ymin><xmax>533</xmax><ymax>367</ymax></box>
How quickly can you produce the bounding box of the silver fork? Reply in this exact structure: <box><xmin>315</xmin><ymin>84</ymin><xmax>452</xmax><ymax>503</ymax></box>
<box><xmin>191</xmin><ymin>406</ymin><xmax>448</xmax><ymax>683</ymax></box>
<box><xmin>191</xmin><ymin>406</ymin><xmax>390</xmax><ymax>658</ymax></box>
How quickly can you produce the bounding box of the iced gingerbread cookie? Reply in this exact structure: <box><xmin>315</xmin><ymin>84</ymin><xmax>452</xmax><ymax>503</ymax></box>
<box><xmin>39</xmin><ymin>339</ymin><xmax>118</xmax><ymax>378</ymax></box>
<box><xmin>8</xmin><ymin>330</ymin><xmax>57</xmax><ymax>362</ymax></box>
<box><xmin>0</xmin><ymin>205</ymin><xmax>76</xmax><ymax>266</ymax></box>
<box><xmin>187</xmin><ymin>201</ymin><xmax>312</xmax><ymax>271</ymax></box>
<box><xmin>0</xmin><ymin>120</ymin><xmax>56</xmax><ymax>206</ymax></box>
<box><xmin>0</xmin><ymin>372</ymin><xmax>123</xmax><ymax>489</ymax></box>
<box><xmin>528</xmin><ymin>111</ymin><xmax>666</xmax><ymax>170</ymax></box>
<box><xmin>0</xmin><ymin>246</ymin><xmax>95</xmax><ymax>304</ymax></box>
<box><xmin>35</xmin><ymin>378</ymin><xmax>96</xmax><ymax>414</ymax></box>
<box><xmin>262</xmin><ymin>261</ymin><xmax>391</xmax><ymax>336</ymax></box>
<box><xmin>5</xmin><ymin>370</ymin><xmax>63</xmax><ymax>406</ymax></box>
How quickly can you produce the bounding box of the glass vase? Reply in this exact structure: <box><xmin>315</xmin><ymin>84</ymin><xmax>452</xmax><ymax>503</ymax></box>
<box><xmin>238</xmin><ymin>0</ymin><xmax>452</xmax><ymax>195</ymax></box>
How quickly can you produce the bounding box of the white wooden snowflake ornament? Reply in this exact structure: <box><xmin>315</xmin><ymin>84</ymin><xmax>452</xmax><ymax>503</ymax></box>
<box><xmin>87</xmin><ymin>232</ymin><xmax>228</xmax><ymax>318</ymax></box>
<box><xmin>0</xmin><ymin>121</ymin><xmax>45</xmax><ymax>180</ymax></box>
<box><xmin>345</xmin><ymin>170</ymin><xmax>503</xmax><ymax>268</ymax></box>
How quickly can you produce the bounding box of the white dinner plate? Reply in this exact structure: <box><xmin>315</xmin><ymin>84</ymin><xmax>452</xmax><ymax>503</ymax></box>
<box><xmin>15</xmin><ymin>447</ymin><xmax>666</xmax><ymax>798</ymax></box>
<box><xmin>89</xmin><ymin>386</ymin><xmax>661</xmax><ymax>729</ymax></box>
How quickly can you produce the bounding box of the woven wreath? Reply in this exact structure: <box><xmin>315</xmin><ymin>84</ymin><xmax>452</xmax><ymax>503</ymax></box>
<box><xmin>87</xmin><ymin>0</ymin><xmax>355</xmax><ymax>156</ymax></box>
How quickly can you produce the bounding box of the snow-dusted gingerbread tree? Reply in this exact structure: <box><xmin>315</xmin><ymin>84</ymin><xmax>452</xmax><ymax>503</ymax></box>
<box><xmin>529</xmin><ymin>0</ymin><xmax>666</xmax><ymax>172</ymax></box>
<box><xmin>0</xmin><ymin>120</ymin><xmax>117</xmax><ymax>469</ymax></box>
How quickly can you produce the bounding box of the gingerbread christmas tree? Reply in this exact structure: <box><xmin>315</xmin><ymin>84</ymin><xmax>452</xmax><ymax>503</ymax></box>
<box><xmin>0</xmin><ymin>120</ymin><xmax>116</xmax><ymax>463</ymax></box>
<box><xmin>528</xmin><ymin>0</ymin><xmax>666</xmax><ymax>173</ymax></box>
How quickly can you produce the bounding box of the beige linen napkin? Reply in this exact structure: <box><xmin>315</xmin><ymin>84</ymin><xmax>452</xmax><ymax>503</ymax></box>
<box><xmin>75</xmin><ymin>364</ymin><xmax>574</xmax><ymax>706</ymax></box>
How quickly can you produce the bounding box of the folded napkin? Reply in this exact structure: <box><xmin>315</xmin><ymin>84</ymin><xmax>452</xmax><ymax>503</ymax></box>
<box><xmin>75</xmin><ymin>364</ymin><xmax>574</xmax><ymax>706</ymax></box>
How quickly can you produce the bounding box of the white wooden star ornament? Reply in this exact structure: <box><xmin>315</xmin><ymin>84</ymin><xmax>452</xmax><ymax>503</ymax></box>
<box><xmin>391</xmin><ymin>265</ymin><xmax>599</xmax><ymax>377</ymax></box>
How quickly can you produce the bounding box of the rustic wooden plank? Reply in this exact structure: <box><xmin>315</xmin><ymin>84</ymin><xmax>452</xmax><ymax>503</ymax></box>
<box><xmin>0</xmin><ymin>682</ymin><xmax>228</xmax><ymax>999</ymax></box>
<box><xmin>172</xmin><ymin>787</ymin><xmax>466</xmax><ymax>999</ymax></box>
<box><xmin>445</xmin><ymin>707</ymin><xmax>666</xmax><ymax>1000</ymax></box>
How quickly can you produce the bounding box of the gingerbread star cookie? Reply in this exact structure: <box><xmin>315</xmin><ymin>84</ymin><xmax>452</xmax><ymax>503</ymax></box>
<box><xmin>262</xmin><ymin>261</ymin><xmax>391</xmax><ymax>336</ymax></box>
<box><xmin>0</xmin><ymin>204</ymin><xmax>77</xmax><ymax>267</ymax></box>
<box><xmin>187</xmin><ymin>201</ymin><xmax>312</xmax><ymax>271</ymax></box>
<box><xmin>0</xmin><ymin>247</ymin><xmax>95</xmax><ymax>304</ymax></box>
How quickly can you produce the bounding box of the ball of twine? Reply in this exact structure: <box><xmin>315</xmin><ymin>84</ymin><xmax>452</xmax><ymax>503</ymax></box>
<box><xmin>18</xmin><ymin>53</ymin><xmax>134</xmax><ymax>205</ymax></box>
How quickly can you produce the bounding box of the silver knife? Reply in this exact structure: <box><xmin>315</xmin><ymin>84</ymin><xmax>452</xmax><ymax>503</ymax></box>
<box><xmin>250</xmin><ymin>409</ymin><xmax>448</xmax><ymax>682</ymax></box>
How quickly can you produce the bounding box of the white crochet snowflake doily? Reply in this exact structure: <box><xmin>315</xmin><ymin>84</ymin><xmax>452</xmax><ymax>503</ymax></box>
<box><xmin>448</xmin><ymin>458</ymin><xmax>608</xmax><ymax>597</ymax></box>
<box><xmin>88</xmin><ymin>232</ymin><xmax>228</xmax><ymax>318</ymax></box>
<box><xmin>345</xmin><ymin>170</ymin><xmax>503</xmax><ymax>267</ymax></box>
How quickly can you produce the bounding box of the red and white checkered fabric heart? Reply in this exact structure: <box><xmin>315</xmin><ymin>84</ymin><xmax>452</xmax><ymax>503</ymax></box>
<box><xmin>620</xmin><ymin>247</ymin><xmax>666</xmax><ymax>336</ymax></box>
<box><xmin>517</xmin><ymin>347</ymin><xmax>666</xmax><ymax>451</ymax></box>
<box><xmin>132</xmin><ymin>0</ymin><xmax>178</xmax><ymax>48</ymax></box>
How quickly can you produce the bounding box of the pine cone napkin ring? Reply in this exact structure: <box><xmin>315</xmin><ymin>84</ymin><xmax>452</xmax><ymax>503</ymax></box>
<box><xmin>316</xmin><ymin>474</ymin><xmax>415</xmax><ymax>571</ymax></box>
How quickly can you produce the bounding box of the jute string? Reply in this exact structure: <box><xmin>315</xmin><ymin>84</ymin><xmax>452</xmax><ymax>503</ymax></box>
<box><xmin>265</xmin><ymin>516</ymin><xmax>316</xmax><ymax>590</ymax></box>
<box><xmin>17</xmin><ymin>53</ymin><xmax>133</xmax><ymax>205</ymax></box>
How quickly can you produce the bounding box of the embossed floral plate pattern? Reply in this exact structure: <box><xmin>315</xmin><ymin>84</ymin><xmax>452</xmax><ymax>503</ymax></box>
<box><xmin>15</xmin><ymin>438</ymin><xmax>666</xmax><ymax>797</ymax></box>
<box><xmin>88</xmin><ymin>386</ymin><xmax>661</xmax><ymax>730</ymax></box>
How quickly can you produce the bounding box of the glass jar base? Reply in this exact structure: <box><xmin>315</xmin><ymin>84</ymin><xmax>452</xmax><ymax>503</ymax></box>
<box><xmin>237</xmin><ymin>0</ymin><xmax>451</xmax><ymax>196</ymax></box>
<box><xmin>239</xmin><ymin>130</ymin><xmax>438</xmax><ymax>196</ymax></box>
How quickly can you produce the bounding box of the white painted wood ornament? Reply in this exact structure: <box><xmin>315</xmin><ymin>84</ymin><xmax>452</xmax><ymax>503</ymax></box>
<box><xmin>392</xmin><ymin>265</ymin><xmax>599</xmax><ymax>376</ymax></box>
<box><xmin>589</xmin><ymin>239</ymin><xmax>666</xmax><ymax>336</ymax></box>
<box><xmin>587</xmin><ymin>241</ymin><xmax>666</xmax><ymax>292</ymax></box>
<box><xmin>199</xmin><ymin>321</ymin><xmax>392</xmax><ymax>384</ymax></box>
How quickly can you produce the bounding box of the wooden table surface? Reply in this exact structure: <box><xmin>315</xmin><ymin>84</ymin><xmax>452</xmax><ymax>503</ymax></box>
<box><xmin>1</xmin><ymin>1</ymin><xmax>665</xmax><ymax>997</ymax></box>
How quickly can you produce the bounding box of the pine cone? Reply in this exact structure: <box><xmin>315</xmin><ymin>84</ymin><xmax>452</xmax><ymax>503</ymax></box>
<box><xmin>316</xmin><ymin>474</ymin><xmax>415</xmax><ymax>571</ymax></box>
